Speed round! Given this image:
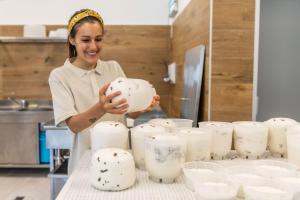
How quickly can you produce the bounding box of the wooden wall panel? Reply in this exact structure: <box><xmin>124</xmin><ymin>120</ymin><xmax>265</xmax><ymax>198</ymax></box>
<box><xmin>211</xmin><ymin>0</ymin><xmax>255</xmax><ymax>121</ymax></box>
<box><xmin>0</xmin><ymin>69</ymin><xmax>2</xmax><ymax>99</ymax></box>
<box><xmin>170</xmin><ymin>0</ymin><xmax>210</xmax><ymax>120</ymax></box>
<box><xmin>0</xmin><ymin>25</ymin><xmax>171</xmax><ymax>112</ymax></box>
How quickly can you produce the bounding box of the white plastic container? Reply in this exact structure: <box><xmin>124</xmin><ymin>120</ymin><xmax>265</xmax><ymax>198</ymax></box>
<box><xmin>233</xmin><ymin>121</ymin><xmax>268</xmax><ymax>159</ymax></box>
<box><xmin>105</xmin><ymin>77</ymin><xmax>156</xmax><ymax>113</ymax></box>
<box><xmin>225</xmin><ymin>165</ymin><xmax>268</xmax><ymax>198</ymax></box>
<box><xmin>198</xmin><ymin>121</ymin><xmax>233</xmax><ymax>159</ymax></box>
<box><xmin>286</xmin><ymin>125</ymin><xmax>300</xmax><ymax>169</ymax></box>
<box><xmin>194</xmin><ymin>179</ymin><xmax>239</xmax><ymax>200</ymax></box>
<box><xmin>91</xmin><ymin>121</ymin><xmax>128</xmax><ymax>152</ymax></box>
<box><xmin>274</xmin><ymin>175</ymin><xmax>300</xmax><ymax>199</ymax></box>
<box><xmin>144</xmin><ymin>134</ymin><xmax>186</xmax><ymax>183</ymax></box>
<box><xmin>170</xmin><ymin>118</ymin><xmax>193</xmax><ymax>127</ymax></box>
<box><xmin>178</xmin><ymin>128</ymin><xmax>212</xmax><ymax>161</ymax></box>
<box><xmin>90</xmin><ymin>148</ymin><xmax>136</xmax><ymax>191</ymax></box>
<box><xmin>183</xmin><ymin>161</ymin><xmax>224</xmax><ymax>191</ymax></box>
<box><xmin>130</xmin><ymin>123</ymin><xmax>166</xmax><ymax>170</ymax></box>
<box><xmin>148</xmin><ymin>118</ymin><xmax>177</xmax><ymax>132</ymax></box>
<box><xmin>264</xmin><ymin>118</ymin><xmax>298</xmax><ymax>157</ymax></box>
<box><xmin>254</xmin><ymin>160</ymin><xmax>298</xmax><ymax>179</ymax></box>
<box><xmin>244</xmin><ymin>184</ymin><xmax>293</xmax><ymax>200</ymax></box>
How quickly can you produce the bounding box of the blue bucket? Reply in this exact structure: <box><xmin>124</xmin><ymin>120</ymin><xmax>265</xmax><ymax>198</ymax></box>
<box><xmin>39</xmin><ymin>131</ymin><xmax>50</xmax><ymax>164</ymax></box>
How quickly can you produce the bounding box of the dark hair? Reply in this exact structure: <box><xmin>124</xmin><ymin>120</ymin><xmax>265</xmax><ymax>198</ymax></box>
<box><xmin>68</xmin><ymin>9</ymin><xmax>104</xmax><ymax>58</ymax></box>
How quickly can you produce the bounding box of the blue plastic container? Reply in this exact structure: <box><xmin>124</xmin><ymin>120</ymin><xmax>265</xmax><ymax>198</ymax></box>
<box><xmin>39</xmin><ymin>130</ymin><xmax>50</xmax><ymax>164</ymax></box>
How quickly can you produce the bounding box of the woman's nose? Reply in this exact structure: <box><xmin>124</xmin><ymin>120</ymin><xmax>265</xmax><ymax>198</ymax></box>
<box><xmin>89</xmin><ymin>40</ymin><xmax>98</xmax><ymax>49</ymax></box>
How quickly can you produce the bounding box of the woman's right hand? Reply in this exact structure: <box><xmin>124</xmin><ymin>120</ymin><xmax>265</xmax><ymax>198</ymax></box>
<box><xmin>98</xmin><ymin>83</ymin><xmax>129</xmax><ymax>114</ymax></box>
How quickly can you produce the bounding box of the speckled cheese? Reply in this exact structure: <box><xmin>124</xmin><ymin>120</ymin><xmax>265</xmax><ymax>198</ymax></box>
<box><xmin>90</xmin><ymin>148</ymin><xmax>136</xmax><ymax>191</ymax></box>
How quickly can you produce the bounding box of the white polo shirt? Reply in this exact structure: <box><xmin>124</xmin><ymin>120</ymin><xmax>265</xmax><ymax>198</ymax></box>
<box><xmin>48</xmin><ymin>58</ymin><xmax>126</xmax><ymax>174</ymax></box>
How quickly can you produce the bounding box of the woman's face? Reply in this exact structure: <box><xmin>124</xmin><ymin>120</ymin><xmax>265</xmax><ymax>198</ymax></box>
<box><xmin>70</xmin><ymin>22</ymin><xmax>103</xmax><ymax>69</ymax></box>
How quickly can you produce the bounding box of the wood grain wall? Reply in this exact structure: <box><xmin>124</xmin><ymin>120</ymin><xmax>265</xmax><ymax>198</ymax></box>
<box><xmin>170</xmin><ymin>0</ymin><xmax>255</xmax><ymax>121</ymax></box>
<box><xmin>169</xmin><ymin>0</ymin><xmax>210</xmax><ymax>120</ymax></box>
<box><xmin>0</xmin><ymin>25</ymin><xmax>171</xmax><ymax>112</ymax></box>
<box><xmin>0</xmin><ymin>0</ymin><xmax>256</xmax><ymax>120</ymax></box>
<box><xmin>211</xmin><ymin>0</ymin><xmax>255</xmax><ymax>121</ymax></box>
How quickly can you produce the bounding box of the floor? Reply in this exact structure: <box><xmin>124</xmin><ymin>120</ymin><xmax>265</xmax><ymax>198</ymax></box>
<box><xmin>0</xmin><ymin>168</ymin><xmax>50</xmax><ymax>200</ymax></box>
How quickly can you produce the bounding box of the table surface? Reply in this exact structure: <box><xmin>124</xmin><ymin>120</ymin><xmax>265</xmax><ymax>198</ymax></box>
<box><xmin>56</xmin><ymin>150</ymin><xmax>296</xmax><ymax>200</ymax></box>
<box><xmin>56</xmin><ymin>151</ymin><xmax>197</xmax><ymax>200</ymax></box>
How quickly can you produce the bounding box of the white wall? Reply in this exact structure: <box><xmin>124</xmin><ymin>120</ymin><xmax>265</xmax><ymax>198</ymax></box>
<box><xmin>169</xmin><ymin>0</ymin><xmax>191</xmax><ymax>24</ymax></box>
<box><xmin>0</xmin><ymin>0</ymin><xmax>169</xmax><ymax>25</ymax></box>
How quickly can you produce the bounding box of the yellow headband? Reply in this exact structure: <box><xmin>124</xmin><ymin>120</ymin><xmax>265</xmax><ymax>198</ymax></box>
<box><xmin>68</xmin><ymin>9</ymin><xmax>104</xmax><ymax>33</ymax></box>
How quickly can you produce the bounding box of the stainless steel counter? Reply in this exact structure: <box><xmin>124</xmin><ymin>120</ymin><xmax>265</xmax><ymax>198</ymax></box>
<box><xmin>0</xmin><ymin>109</ymin><xmax>54</xmax><ymax>167</ymax></box>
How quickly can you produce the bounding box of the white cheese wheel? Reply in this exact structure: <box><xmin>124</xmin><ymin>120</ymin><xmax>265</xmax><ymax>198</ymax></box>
<box><xmin>286</xmin><ymin>125</ymin><xmax>300</xmax><ymax>169</ymax></box>
<box><xmin>144</xmin><ymin>134</ymin><xmax>186</xmax><ymax>183</ymax></box>
<box><xmin>233</xmin><ymin>121</ymin><xmax>268</xmax><ymax>159</ymax></box>
<box><xmin>198</xmin><ymin>121</ymin><xmax>233</xmax><ymax>159</ymax></box>
<box><xmin>148</xmin><ymin>118</ymin><xmax>177</xmax><ymax>132</ymax></box>
<box><xmin>91</xmin><ymin>121</ymin><xmax>128</xmax><ymax>152</ymax></box>
<box><xmin>105</xmin><ymin>77</ymin><xmax>156</xmax><ymax>113</ymax></box>
<box><xmin>130</xmin><ymin>123</ymin><xmax>166</xmax><ymax>169</ymax></box>
<box><xmin>178</xmin><ymin>128</ymin><xmax>212</xmax><ymax>161</ymax></box>
<box><xmin>264</xmin><ymin>117</ymin><xmax>298</xmax><ymax>157</ymax></box>
<box><xmin>90</xmin><ymin>148</ymin><xmax>136</xmax><ymax>191</ymax></box>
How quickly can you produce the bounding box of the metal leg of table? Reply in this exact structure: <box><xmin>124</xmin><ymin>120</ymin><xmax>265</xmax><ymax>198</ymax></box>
<box><xmin>49</xmin><ymin>148</ymin><xmax>54</xmax><ymax>172</ymax></box>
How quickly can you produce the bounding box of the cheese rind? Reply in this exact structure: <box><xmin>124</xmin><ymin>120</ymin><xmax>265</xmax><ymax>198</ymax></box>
<box><xmin>90</xmin><ymin>148</ymin><xmax>136</xmax><ymax>191</ymax></box>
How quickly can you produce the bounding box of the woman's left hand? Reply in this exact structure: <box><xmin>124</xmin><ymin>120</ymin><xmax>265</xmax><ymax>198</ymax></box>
<box><xmin>127</xmin><ymin>95</ymin><xmax>160</xmax><ymax>118</ymax></box>
<box><xmin>144</xmin><ymin>95</ymin><xmax>160</xmax><ymax>112</ymax></box>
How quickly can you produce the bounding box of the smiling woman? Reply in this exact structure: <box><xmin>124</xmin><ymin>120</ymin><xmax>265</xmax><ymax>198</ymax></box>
<box><xmin>48</xmin><ymin>8</ymin><xmax>159</xmax><ymax>174</ymax></box>
<box><xmin>48</xmin><ymin>9</ymin><xmax>130</xmax><ymax>174</ymax></box>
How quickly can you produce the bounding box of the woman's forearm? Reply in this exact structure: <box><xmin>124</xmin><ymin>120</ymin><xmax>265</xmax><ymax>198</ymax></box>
<box><xmin>66</xmin><ymin>102</ymin><xmax>105</xmax><ymax>133</ymax></box>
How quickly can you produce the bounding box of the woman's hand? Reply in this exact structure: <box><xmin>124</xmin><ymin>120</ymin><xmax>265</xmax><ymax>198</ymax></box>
<box><xmin>145</xmin><ymin>95</ymin><xmax>160</xmax><ymax>112</ymax></box>
<box><xmin>98</xmin><ymin>83</ymin><xmax>129</xmax><ymax>114</ymax></box>
<box><xmin>127</xmin><ymin>95</ymin><xmax>160</xmax><ymax>118</ymax></box>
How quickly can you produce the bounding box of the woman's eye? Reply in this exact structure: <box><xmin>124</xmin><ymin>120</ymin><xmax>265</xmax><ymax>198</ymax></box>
<box><xmin>82</xmin><ymin>39</ymin><xmax>90</xmax><ymax>42</ymax></box>
<box><xmin>96</xmin><ymin>38</ymin><xmax>103</xmax><ymax>42</ymax></box>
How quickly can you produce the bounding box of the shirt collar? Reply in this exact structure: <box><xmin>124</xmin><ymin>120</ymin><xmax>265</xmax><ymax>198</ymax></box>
<box><xmin>64</xmin><ymin>59</ymin><xmax>102</xmax><ymax>77</ymax></box>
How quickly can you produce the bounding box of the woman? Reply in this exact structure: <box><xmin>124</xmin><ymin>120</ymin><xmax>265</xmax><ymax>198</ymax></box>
<box><xmin>48</xmin><ymin>9</ymin><xmax>158</xmax><ymax>174</ymax></box>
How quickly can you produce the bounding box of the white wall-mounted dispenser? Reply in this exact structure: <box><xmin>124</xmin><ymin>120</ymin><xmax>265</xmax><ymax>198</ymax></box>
<box><xmin>168</xmin><ymin>62</ymin><xmax>176</xmax><ymax>84</ymax></box>
<box><xmin>163</xmin><ymin>62</ymin><xmax>176</xmax><ymax>84</ymax></box>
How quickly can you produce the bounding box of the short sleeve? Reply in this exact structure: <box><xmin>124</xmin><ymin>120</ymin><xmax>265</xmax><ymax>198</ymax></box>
<box><xmin>49</xmin><ymin>73</ymin><xmax>78</xmax><ymax>126</ymax></box>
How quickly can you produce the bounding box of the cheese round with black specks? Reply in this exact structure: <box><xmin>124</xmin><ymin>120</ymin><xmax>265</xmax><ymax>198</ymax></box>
<box><xmin>90</xmin><ymin>148</ymin><xmax>136</xmax><ymax>191</ymax></box>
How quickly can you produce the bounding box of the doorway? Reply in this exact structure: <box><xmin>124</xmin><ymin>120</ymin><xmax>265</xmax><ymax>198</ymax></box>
<box><xmin>253</xmin><ymin>0</ymin><xmax>300</xmax><ymax>121</ymax></box>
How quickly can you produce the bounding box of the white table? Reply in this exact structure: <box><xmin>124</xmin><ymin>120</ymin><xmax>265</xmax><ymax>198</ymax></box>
<box><xmin>56</xmin><ymin>151</ymin><xmax>196</xmax><ymax>200</ymax></box>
